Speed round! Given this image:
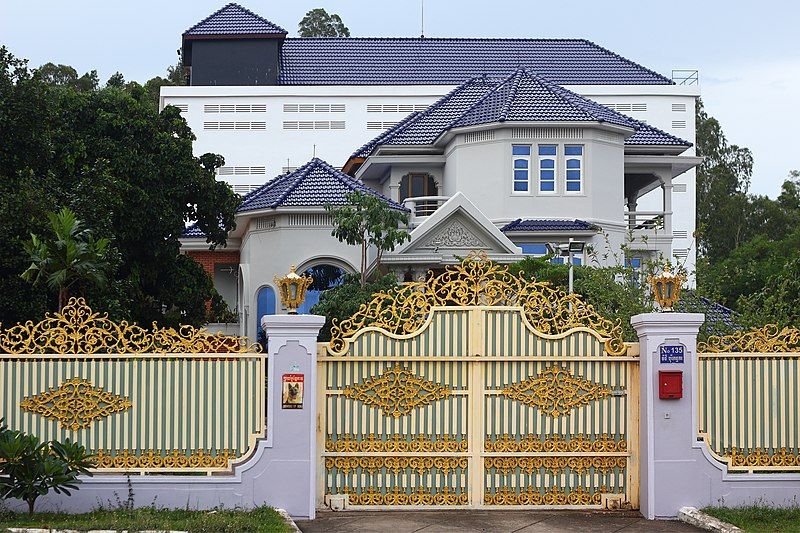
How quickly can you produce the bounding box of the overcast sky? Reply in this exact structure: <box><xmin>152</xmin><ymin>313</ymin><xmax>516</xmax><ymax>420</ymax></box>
<box><xmin>1</xmin><ymin>0</ymin><xmax>798</xmax><ymax>196</ymax></box>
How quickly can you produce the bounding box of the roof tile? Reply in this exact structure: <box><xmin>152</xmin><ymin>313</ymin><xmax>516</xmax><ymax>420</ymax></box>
<box><xmin>184</xmin><ymin>3</ymin><xmax>287</xmax><ymax>36</ymax></box>
<box><xmin>501</xmin><ymin>219</ymin><xmax>598</xmax><ymax>232</ymax></box>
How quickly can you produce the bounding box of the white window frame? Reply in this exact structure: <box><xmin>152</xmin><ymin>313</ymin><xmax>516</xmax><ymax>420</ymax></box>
<box><xmin>511</xmin><ymin>145</ymin><xmax>531</xmax><ymax>195</ymax></box>
<box><xmin>564</xmin><ymin>145</ymin><xmax>584</xmax><ymax>195</ymax></box>
<box><xmin>538</xmin><ymin>145</ymin><xmax>558</xmax><ymax>195</ymax></box>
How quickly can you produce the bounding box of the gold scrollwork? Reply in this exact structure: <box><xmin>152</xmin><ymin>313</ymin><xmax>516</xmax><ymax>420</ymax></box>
<box><xmin>94</xmin><ymin>449</ymin><xmax>237</xmax><ymax>469</ymax></box>
<box><xmin>325</xmin><ymin>456</ymin><xmax>467</xmax><ymax>475</ymax></box>
<box><xmin>19</xmin><ymin>378</ymin><xmax>132</xmax><ymax>431</ymax></box>
<box><xmin>329</xmin><ymin>252</ymin><xmax>626</xmax><ymax>355</ymax></box>
<box><xmin>334</xmin><ymin>486</ymin><xmax>468</xmax><ymax>506</ymax></box>
<box><xmin>484</xmin><ymin>486</ymin><xmax>616</xmax><ymax>506</ymax></box>
<box><xmin>342</xmin><ymin>365</ymin><xmax>451</xmax><ymax>418</ymax></box>
<box><xmin>485</xmin><ymin>456</ymin><xmax>626</xmax><ymax>475</ymax></box>
<box><xmin>485</xmin><ymin>434</ymin><xmax>626</xmax><ymax>453</ymax></box>
<box><xmin>0</xmin><ymin>297</ymin><xmax>259</xmax><ymax>354</ymax></box>
<box><xmin>726</xmin><ymin>447</ymin><xmax>800</xmax><ymax>470</ymax></box>
<box><xmin>326</xmin><ymin>434</ymin><xmax>468</xmax><ymax>453</ymax></box>
<box><xmin>699</xmin><ymin>324</ymin><xmax>800</xmax><ymax>353</ymax></box>
<box><xmin>500</xmin><ymin>366</ymin><xmax>612</xmax><ymax>417</ymax></box>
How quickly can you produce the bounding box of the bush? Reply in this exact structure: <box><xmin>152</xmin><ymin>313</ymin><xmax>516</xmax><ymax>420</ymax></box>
<box><xmin>0</xmin><ymin>419</ymin><xmax>94</xmax><ymax>515</ymax></box>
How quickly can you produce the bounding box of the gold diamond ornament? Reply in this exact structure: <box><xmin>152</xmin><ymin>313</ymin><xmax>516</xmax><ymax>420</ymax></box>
<box><xmin>20</xmin><ymin>378</ymin><xmax>132</xmax><ymax>431</ymax></box>
<box><xmin>343</xmin><ymin>365</ymin><xmax>451</xmax><ymax>418</ymax></box>
<box><xmin>501</xmin><ymin>366</ymin><xmax>611</xmax><ymax>417</ymax></box>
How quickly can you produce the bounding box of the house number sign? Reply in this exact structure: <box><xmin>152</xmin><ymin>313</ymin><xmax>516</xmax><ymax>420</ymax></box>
<box><xmin>659</xmin><ymin>345</ymin><xmax>685</xmax><ymax>364</ymax></box>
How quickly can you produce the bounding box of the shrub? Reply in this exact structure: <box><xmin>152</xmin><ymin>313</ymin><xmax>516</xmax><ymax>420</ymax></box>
<box><xmin>0</xmin><ymin>419</ymin><xmax>94</xmax><ymax>515</ymax></box>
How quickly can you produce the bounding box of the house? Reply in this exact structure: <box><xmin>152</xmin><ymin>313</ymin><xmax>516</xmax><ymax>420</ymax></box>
<box><xmin>171</xmin><ymin>3</ymin><xmax>701</xmax><ymax>339</ymax></box>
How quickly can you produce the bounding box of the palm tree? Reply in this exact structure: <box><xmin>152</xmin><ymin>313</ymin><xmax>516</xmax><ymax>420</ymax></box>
<box><xmin>21</xmin><ymin>208</ymin><xmax>111</xmax><ymax>310</ymax></box>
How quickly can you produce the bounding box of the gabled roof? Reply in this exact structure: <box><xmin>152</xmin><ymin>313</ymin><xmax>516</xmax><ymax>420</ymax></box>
<box><xmin>237</xmin><ymin>158</ymin><xmax>406</xmax><ymax>212</ymax></box>
<box><xmin>184</xmin><ymin>3</ymin><xmax>287</xmax><ymax>37</ymax></box>
<box><xmin>350</xmin><ymin>69</ymin><xmax>690</xmax><ymax>161</ymax></box>
<box><xmin>501</xmin><ymin>219</ymin><xmax>598</xmax><ymax>232</ymax></box>
<box><xmin>278</xmin><ymin>38</ymin><xmax>673</xmax><ymax>86</ymax></box>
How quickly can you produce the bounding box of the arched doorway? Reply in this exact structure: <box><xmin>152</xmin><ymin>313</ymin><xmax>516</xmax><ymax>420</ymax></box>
<box><xmin>256</xmin><ymin>285</ymin><xmax>276</xmax><ymax>347</ymax></box>
<box><xmin>297</xmin><ymin>262</ymin><xmax>348</xmax><ymax>314</ymax></box>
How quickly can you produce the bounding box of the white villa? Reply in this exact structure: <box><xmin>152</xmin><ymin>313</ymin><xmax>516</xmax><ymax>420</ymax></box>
<box><xmin>168</xmin><ymin>3</ymin><xmax>701</xmax><ymax>340</ymax></box>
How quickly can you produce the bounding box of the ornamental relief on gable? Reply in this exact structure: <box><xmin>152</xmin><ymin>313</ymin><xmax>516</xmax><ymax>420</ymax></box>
<box><xmin>419</xmin><ymin>221</ymin><xmax>485</xmax><ymax>250</ymax></box>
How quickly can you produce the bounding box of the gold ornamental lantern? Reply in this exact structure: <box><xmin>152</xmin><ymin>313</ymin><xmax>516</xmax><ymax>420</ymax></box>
<box><xmin>648</xmin><ymin>264</ymin><xmax>686</xmax><ymax>312</ymax></box>
<box><xmin>274</xmin><ymin>265</ymin><xmax>313</xmax><ymax>314</ymax></box>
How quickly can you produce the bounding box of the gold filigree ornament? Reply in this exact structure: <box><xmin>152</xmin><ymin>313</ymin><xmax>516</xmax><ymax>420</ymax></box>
<box><xmin>485</xmin><ymin>456</ymin><xmax>626</xmax><ymax>475</ymax></box>
<box><xmin>326</xmin><ymin>433</ymin><xmax>468</xmax><ymax>453</ymax></box>
<box><xmin>0</xmin><ymin>297</ymin><xmax>258</xmax><ymax>354</ymax></box>
<box><xmin>501</xmin><ymin>365</ymin><xmax>612</xmax><ymax>417</ymax></box>
<box><xmin>338</xmin><ymin>486</ymin><xmax>468</xmax><ymax>506</ymax></box>
<box><xmin>19</xmin><ymin>378</ymin><xmax>132</xmax><ymax>431</ymax></box>
<box><xmin>484</xmin><ymin>486</ymin><xmax>612</xmax><ymax>506</ymax></box>
<box><xmin>94</xmin><ymin>449</ymin><xmax>237</xmax><ymax>470</ymax></box>
<box><xmin>699</xmin><ymin>324</ymin><xmax>800</xmax><ymax>353</ymax></box>
<box><xmin>343</xmin><ymin>365</ymin><xmax>451</xmax><ymax>417</ymax></box>
<box><xmin>485</xmin><ymin>434</ymin><xmax>625</xmax><ymax>453</ymax></box>
<box><xmin>328</xmin><ymin>251</ymin><xmax>626</xmax><ymax>355</ymax></box>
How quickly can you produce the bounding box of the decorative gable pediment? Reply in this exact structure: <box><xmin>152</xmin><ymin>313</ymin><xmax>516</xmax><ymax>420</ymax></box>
<box><xmin>390</xmin><ymin>193</ymin><xmax>522</xmax><ymax>260</ymax></box>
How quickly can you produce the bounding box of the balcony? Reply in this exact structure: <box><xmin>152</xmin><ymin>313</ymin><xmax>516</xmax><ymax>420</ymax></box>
<box><xmin>625</xmin><ymin>210</ymin><xmax>672</xmax><ymax>247</ymax></box>
<box><xmin>403</xmin><ymin>196</ymin><xmax>451</xmax><ymax>227</ymax></box>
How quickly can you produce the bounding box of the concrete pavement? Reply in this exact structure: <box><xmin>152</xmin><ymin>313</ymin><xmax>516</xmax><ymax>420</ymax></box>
<box><xmin>296</xmin><ymin>510</ymin><xmax>703</xmax><ymax>532</ymax></box>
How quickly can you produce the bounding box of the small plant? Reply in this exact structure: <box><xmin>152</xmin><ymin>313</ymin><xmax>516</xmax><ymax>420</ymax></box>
<box><xmin>0</xmin><ymin>418</ymin><xmax>94</xmax><ymax>516</ymax></box>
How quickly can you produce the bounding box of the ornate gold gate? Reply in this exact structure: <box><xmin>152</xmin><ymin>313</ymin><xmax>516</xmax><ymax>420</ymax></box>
<box><xmin>317</xmin><ymin>255</ymin><xmax>639</xmax><ymax>509</ymax></box>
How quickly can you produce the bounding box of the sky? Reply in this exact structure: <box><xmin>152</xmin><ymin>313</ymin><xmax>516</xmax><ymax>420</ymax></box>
<box><xmin>1</xmin><ymin>0</ymin><xmax>798</xmax><ymax>196</ymax></box>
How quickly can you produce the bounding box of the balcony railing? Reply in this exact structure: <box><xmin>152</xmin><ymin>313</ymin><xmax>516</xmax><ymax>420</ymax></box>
<box><xmin>403</xmin><ymin>196</ymin><xmax>450</xmax><ymax>225</ymax></box>
<box><xmin>625</xmin><ymin>211</ymin><xmax>667</xmax><ymax>231</ymax></box>
<box><xmin>671</xmin><ymin>69</ymin><xmax>699</xmax><ymax>85</ymax></box>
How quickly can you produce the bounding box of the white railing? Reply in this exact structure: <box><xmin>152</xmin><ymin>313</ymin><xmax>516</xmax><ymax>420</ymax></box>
<box><xmin>403</xmin><ymin>196</ymin><xmax>450</xmax><ymax>223</ymax></box>
<box><xmin>671</xmin><ymin>69</ymin><xmax>699</xmax><ymax>85</ymax></box>
<box><xmin>625</xmin><ymin>211</ymin><xmax>667</xmax><ymax>231</ymax></box>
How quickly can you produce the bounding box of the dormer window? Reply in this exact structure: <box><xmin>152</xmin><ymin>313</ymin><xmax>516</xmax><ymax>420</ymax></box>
<box><xmin>565</xmin><ymin>145</ymin><xmax>583</xmax><ymax>193</ymax></box>
<box><xmin>512</xmin><ymin>145</ymin><xmax>531</xmax><ymax>193</ymax></box>
<box><xmin>538</xmin><ymin>145</ymin><xmax>557</xmax><ymax>194</ymax></box>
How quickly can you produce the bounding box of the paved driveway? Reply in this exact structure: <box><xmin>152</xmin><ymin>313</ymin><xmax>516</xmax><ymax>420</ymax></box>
<box><xmin>296</xmin><ymin>510</ymin><xmax>702</xmax><ymax>532</ymax></box>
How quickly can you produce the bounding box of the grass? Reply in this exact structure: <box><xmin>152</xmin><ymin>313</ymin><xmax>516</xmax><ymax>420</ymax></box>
<box><xmin>0</xmin><ymin>505</ymin><xmax>290</xmax><ymax>532</ymax></box>
<box><xmin>703</xmin><ymin>505</ymin><xmax>800</xmax><ymax>532</ymax></box>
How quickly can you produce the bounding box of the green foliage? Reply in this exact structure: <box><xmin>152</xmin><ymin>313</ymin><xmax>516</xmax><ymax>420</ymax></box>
<box><xmin>326</xmin><ymin>191</ymin><xmax>410</xmax><ymax>287</ymax></box>
<box><xmin>0</xmin><ymin>47</ymin><xmax>239</xmax><ymax>327</ymax></box>
<box><xmin>311</xmin><ymin>274</ymin><xmax>398</xmax><ymax>341</ymax></box>
<box><xmin>508</xmin><ymin>257</ymin><xmax>652</xmax><ymax>341</ymax></box>
<box><xmin>35</xmin><ymin>63</ymin><xmax>99</xmax><ymax>91</ymax></box>
<box><xmin>737</xmin><ymin>256</ymin><xmax>800</xmax><ymax>328</ymax></box>
<box><xmin>0</xmin><ymin>506</ymin><xmax>290</xmax><ymax>532</ymax></box>
<box><xmin>0</xmin><ymin>419</ymin><xmax>94</xmax><ymax>516</ymax></box>
<box><xmin>703</xmin><ymin>505</ymin><xmax>800</xmax><ymax>532</ymax></box>
<box><xmin>21</xmin><ymin>208</ymin><xmax>112</xmax><ymax>310</ymax></box>
<box><xmin>298</xmin><ymin>8</ymin><xmax>351</xmax><ymax>37</ymax></box>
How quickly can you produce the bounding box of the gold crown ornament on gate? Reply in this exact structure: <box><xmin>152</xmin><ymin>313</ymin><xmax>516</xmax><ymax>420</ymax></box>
<box><xmin>274</xmin><ymin>265</ymin><xmax>313</xmax><ymax>314</ymax></box>
<box><xmin>648</xmin><ymin>264</ymin><xmax>686</xmax><ymax>312</ymax></box>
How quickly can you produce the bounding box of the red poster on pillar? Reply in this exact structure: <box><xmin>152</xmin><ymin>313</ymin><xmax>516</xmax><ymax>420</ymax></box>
<box><xmin>282</xmin><ymin>373</ymin><xmax>304</xmax><ymax>409</ymax></box>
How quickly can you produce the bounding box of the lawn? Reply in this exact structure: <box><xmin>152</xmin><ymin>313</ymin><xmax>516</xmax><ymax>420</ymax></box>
<box><xmin>703</xmin><ymin>505</ymin><xmax>800</xmax><ymax>532</ymax></box>
<box><xmin>0</xmin><ymin>506</ymin><xmax>290</xmax><ymax>532</ymax></box>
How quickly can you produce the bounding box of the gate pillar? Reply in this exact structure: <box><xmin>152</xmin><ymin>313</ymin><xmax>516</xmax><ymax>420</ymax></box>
<box><xmin>263</xmin><ymin>314</ymin><xmax>326</xmax><ymax>519</ymax></box>
<box><xmin>631</xmin><ymin>312</ymin><xmax>704</xmax><ymax>520</ymax></box>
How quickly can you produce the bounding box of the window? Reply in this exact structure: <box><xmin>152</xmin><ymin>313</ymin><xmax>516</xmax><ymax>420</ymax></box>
<box><xmin>538</xmin><ymin>145</ymin><xmax>557</xmax><ymax>193</ymax></box>
<box><xmin>520</xmin><ymin>243</ymin><xmax>548</xmax><ymax>255</ymax></box>
<box><xmin>551</xmin><ymin>256</ymin><xmax>582</xmax><ymax>266</ymax></box>
<box><xmin>565</xmin><ymin>145</ymin><xmax>583</xmax><ymax>193</ymax></box>
<box><xmin>399</xmin><ymin>174</ymin><xmax>438</xmax><ymax>202</ymax></box>
<box><xmin>512</xmin><ymin>145</ymin><xmax>531</xmax><ymax>193</ymax></box>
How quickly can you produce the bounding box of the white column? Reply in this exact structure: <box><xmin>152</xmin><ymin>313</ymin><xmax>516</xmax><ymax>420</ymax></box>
<box><xmin>263</xmin><ymin>314</ymin><xmax>325</xmax><ymax>520</ymax></box>
<box><xmin>659</xmin><ymin>174</ymin><xmax>674</xmax><ymax>235</ymax></box>
<box><xmin>631</xmin><ymin>312</ymin><xmax>704</xmax><ymax>519</ymax></box>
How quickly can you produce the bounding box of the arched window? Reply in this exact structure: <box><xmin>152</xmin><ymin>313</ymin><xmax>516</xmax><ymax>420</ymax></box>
<box><xmin>256</xmin><ymin>286</ymin><xmax>276</xmax><ymax>344</ymax></box>
<box><xmin>399</xmin><ymin>173</ymin><xmax>438</xmax><ymax>202</ymax></box>
<box><xmin>297</xmin><ymin>263</ymin><xmax>347</xmax><ymax>314</ymax></box>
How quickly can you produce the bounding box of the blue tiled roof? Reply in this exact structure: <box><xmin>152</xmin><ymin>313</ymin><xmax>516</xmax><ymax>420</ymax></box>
<box><xmin>351</xmin><ymin>69</ymin><xmax>689</xmax><ymax>159</ymax></box>
<box><xmin>278</xmin><ymin>38</ymin><xmax>673</xmax><ymax>85</ymax></box>
<box><xmin>238</xmin><ymin>158</ymin><xmax>407</xmax><ymax>212</ymax></box>
<box><xmin>501</xmin><ymin>219</ymin><xmax>598</xmax><ymax>232</ymax></box>
<box><xmin>184</xmin><ymin>3</ymin><xmax>286</xmax><ymax>37</ymax></box>
<box><xmin>182</xmin><ymin>222</ymin><xmax>207</xmax><ymax>238</ymax></box>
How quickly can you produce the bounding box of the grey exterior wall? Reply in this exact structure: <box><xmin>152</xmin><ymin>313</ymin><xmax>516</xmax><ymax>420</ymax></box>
<box><xmin>189</xmin><ymin>39</ymin><xmax>281</xmax><ymax>86</ymax></box>
<box><xmin>632</xmin><ymin>313</ymin><xmax>800</xmax><ymax>519</ymax></box>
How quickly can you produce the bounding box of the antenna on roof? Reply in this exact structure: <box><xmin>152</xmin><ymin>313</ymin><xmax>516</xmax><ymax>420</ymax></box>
<box><xmin>420</xmin><ymin>0</ymin><xmax>425</xmax><ymax>38</ymax></box>
<box><xmin>313</xmin><ymin>144</ymin><xmax>316</xmax><ymax>158</ymax></box>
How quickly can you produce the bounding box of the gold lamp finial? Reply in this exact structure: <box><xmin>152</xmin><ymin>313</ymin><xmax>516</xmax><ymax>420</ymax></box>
<box><xmin>648</xmin><ymin>263</ymin><xmax>686</xmax><ymax>312</ymax></box>
<box><xmin>274</xmin><ymin>265</ymin><xmax>313</xmax><ymax>315</ymax></box>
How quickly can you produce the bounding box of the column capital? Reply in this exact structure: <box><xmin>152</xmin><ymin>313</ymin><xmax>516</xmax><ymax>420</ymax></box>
<box><xmin>631</xmin><ymin>312</ymin><xmax>704</xmax><ymax>336</ymax></box>
<box><xmin>263</xmin><ymin>314</ymin><xmax>326</xmax><ymax>338</ymax></box>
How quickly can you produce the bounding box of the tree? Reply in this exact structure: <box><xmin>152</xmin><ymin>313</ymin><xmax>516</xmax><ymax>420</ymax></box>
<box><xmin>21</xmin><ymin>208</ymin><xmax>112</xmax><ymax>311</ymax></box>
<box><xmin>298</xmin><ymin>8</ymin><xmax>351</xmax><ymax>37</ymax></box>
<box><xmin>36</xmin><ymin>62</ymin><xmax>99</xmax><ymax>91</ymax></box>
<box><xmin>0</xmin><ymin>48</ymin><xmax>238</xmax><ymax>327</ymax></box>
<box><xmin>311</xmin><ymin>274</ymin><xmax>398</xmax><ymax>341</ymax></box>
<box><xmin>326</xmin><ymin>191</ymin><xmax>409</xmax><ymax>287</ymax></box>
<box><xmin>0</xmin><ymin>420</ymin><xmax>94</xmax><ymax>516</ymax></box>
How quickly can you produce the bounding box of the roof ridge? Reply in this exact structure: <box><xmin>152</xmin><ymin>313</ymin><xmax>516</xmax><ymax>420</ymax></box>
<box><xmin>271</xmin><ymin>158</ymin><xmax>318</xmax><ymax>207</ymax></box>
<box><xmin>441</xmin><ymin>75</ymin><xmax>510</xmax><ymax>130</ymax></box>
<box><xmin>499</xmin><ymin>68</ymin><xmax>526</xmax><ymax>122</ymax></box>
<box><xmin>581</xmin><ymin>38</ymin><xmax>673</xmax><ymax>85</ymax></box>
<box><xmin>285</xmin><ymin>37</ymin><xmax>604</xmax><ymax>42</ymax></box>
<box><xmin>184</xmin><ymin>2</ymin><xmax>287</xmax><ymax>36</ymax></box>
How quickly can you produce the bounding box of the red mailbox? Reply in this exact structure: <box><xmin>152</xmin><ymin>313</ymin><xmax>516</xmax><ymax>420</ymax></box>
<box><xmin>659</xmin><ymin>371</ymin><xmax>682</xmax><ymax>400</ymax></box>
